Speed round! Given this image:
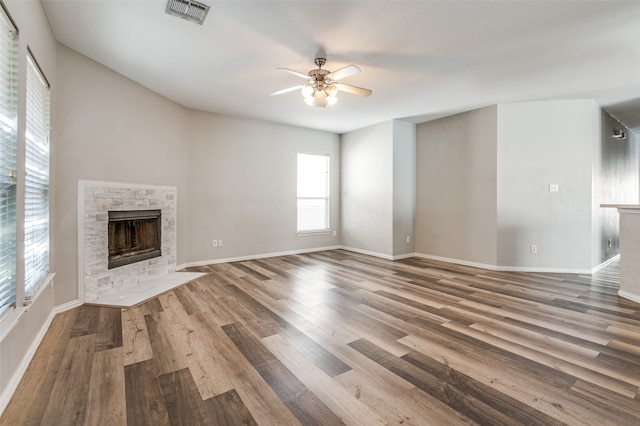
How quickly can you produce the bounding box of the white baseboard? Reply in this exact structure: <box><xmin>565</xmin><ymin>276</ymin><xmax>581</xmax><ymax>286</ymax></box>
<box><xmin>0</xmin><ymin>299</ymin><xmax>82</xmax><ymax>416</ymax></box>
<box><xmin>414</xmin><ymin>252</ymin><xmax>596</xmax><ymax>274</ymax></box>
<box><xmin>414</xmin><ymin>252</ymin><xmax>500</xmax><ymax>271</ymax></box>
<box><xmin>591</xmin><ymin>254</ymin><xmax>620</xmax><ymax>273</ymax></box>
<box><xmin>184</xmin><ymin>245</ymin><xmax>343</xmax><ymax>268</ymax></box>
<box><xmin>340</xmin><ymin>246</ymin><xmax>395</xmax><ymax>260</ymax></box>
<box><xmin>618</xmin><ymin>290</ymin><xmax>640</xmax><ymax>305</ymax></box>
<box><xmin>186</xmin><ymin>247</ymin><xmax>605</xmax><ymax>275</ymax></box>
<box><xmin>392</xmin><ymin>252</ymin><xmax>416</xmax><ymax>260</ymax></box>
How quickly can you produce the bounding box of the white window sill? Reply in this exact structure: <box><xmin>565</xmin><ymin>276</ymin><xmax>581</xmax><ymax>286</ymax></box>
<box><xmin>297</xmin><ymin>230</ymin><xmax>332</xmax><ymax>236</ymax></box>
<box><xmin>25</xmin><ymin>272</ymin><xmax>56</xmax><ymax>305</ymax></box>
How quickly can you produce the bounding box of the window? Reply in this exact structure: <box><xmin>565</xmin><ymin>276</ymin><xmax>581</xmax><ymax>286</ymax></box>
<box><xmin>0</xmin><ymin>3</ymin><xmax>18</xmax><ymax>318</ymax></box>
<box><xmin>24</xmin><ymin>52</ymin><xmax>50</xmax><ymax>299</ymax></box>
<box><xmin>297</xmin><ymin>153</ymin><xmax>330</xmax><ymax>233</ymax></box>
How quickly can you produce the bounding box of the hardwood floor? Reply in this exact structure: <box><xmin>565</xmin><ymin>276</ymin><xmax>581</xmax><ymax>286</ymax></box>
<box><xmin>2</xmin><ymin>250</ymin><xmax>640</xmax><ymax>425</ymax></box>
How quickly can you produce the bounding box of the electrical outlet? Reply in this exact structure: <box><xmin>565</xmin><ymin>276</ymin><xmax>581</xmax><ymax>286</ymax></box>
<box><xmin>406</xmin><ymin>235</ymin><xmax>411</xmax><ymax>243</ymax></box>
<box><xmin>218</xmin><ymin>240</ymin><xmax>223</xmax><ymax>247</ymax></box>
<box><xmin>549</xmin><ymin>184</ymin><xmax>559</xmax><ymax>192</ymax></box>
<box><xmin>530</xmin><ymin>244</ymin><xmax>537</xmax><ymax>254</ymax></box>
<box><xmin>212</xmin><ymin>240</ymin><xmax>218</xmax><ymax>248</ymax></box>
<box><xmin>608</xmin><ymin>239</ymin><xmax>612</xmax><ymax>248</ymax></box>
<box><xmin>333</xmin><ymin>230</ymin><xmax>337</xmax><ymax>237</ymax></box>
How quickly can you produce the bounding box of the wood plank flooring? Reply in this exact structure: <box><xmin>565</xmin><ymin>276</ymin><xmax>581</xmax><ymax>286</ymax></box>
<box><xmin>2</xmin><ymin>250</ymin><xmax>640</xmax><ymax>425</ymax></box>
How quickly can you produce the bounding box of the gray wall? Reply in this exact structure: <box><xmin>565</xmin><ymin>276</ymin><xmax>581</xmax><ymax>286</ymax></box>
<box><xmin>54</xmin><ymin>45</ymin><xmax>190</xmax><ymax>304</ymax></box>
<box><xmin>596</xmin><ymin>111</ymin><xmax>640</xmax><ymax>264</ymax></box>
<box><xmin>415</xmin><ymin>106</ymin><xmax>498</xmax><ymax>266</ymax></box>
<box><xmin>341</xmin><ymin>121</ymin><xmax>394</xmax><ymax>257</ymax></box>
<box><xmin>186</xmin><ymin>110</ymin><xmax>340</xmax><ymax>264</ymax></box>
<box><xmin>497</xmin><ymin>100</ymin><xmax>599</xmax><ymax>271</ymax></box>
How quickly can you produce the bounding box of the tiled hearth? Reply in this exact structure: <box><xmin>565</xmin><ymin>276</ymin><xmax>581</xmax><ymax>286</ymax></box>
<box><xmin>77</xmin><ymin>180</ymin><xmax>204</xmax><ymax>307</ymax></box>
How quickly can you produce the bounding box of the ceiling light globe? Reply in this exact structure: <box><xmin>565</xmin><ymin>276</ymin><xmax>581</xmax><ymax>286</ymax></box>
<box><xmin>315</xmin><ymin>92</ymin><xmax>328</xmax><ymax>107</ymax></box>
<box><xmin>327</xmin><ymin>86</ymin><xmax>338</xmax><ymax>97</ymax></box>
<box><xmin>327</xmin><ymin>96</ymin><xmax>337</xmax><ymax>106</ymax></box>
<box><xmin>304</xmin><ymin>97</ymin><xmax>314</xmax><ymax>106</ymax></box>
<box><xmin>301</xmin><ymin>86</ymin><xmax>314</xmax><ymax>97</ymax></box>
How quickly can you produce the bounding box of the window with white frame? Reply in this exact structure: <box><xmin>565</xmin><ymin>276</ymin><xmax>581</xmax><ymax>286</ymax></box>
<box><xmin>0</xmin><ymin>3</ymin><xmax>18</xmax><ymax>318</ymax></box>
<box><xmin>297</xmin><ymin>153</ymin><xmax>330</xmax><ymax>233</ymax></box>
<box><xmin>24</xmin><ymin>52</ymin><xmax>50</xmax><ymax>300</ymax></box>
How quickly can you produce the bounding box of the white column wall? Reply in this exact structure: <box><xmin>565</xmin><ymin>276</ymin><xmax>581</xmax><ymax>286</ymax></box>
<box><xmin>341</xmin><ymin>121</ymin><xmax>394</xmax><ymax>258</ymax></box>
<box><xmin>392</xmin><ymin>120</ymin><xmax>416</xmax><ymax>257</ymax></box>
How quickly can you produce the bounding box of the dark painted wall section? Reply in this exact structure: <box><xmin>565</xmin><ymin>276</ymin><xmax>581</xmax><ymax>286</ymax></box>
<box><xmin>599</xmin><ymin>111</ymin><xmax>640</xmax><ymax>263</ymax></box>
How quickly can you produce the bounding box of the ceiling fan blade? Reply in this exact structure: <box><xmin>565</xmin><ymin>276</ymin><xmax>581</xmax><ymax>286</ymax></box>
<box><xmin>335</xmin><ymin>83</ymin><xmax>372</xmax><ymax>97</ymax></box>
<box><xmin>270</xmin><ymin>85</ymin><xmax>304</xmax><ymax>96</ymax></box>
<box><xmin>327</xmin><ymin>64</ymin><xmax>361</xmax><ymax>81</ymax></box>
<box><xmin>277</xmin><ymin>67</ymin><xmax>310</xmax><ymax>79</ymax></box>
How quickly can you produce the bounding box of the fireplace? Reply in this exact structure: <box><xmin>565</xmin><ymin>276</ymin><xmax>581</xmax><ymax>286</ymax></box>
<box><xmin>108</xmin><ymin>209</ymin><xmax>161</xmax><ymax>269</ymax></box>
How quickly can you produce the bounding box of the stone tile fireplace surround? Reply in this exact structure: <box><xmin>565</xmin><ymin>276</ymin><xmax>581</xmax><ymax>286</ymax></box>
<box><xmin>78</xmin><ymin>180</ymin><xmax>202</xmax><ymax>306</ymax></box>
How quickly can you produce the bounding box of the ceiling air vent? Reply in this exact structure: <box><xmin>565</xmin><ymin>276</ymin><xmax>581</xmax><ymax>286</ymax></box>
<box><xmin>165</xmin><ymin>0</ymin><xmax>210</xmax><ymax>25</ymax></box>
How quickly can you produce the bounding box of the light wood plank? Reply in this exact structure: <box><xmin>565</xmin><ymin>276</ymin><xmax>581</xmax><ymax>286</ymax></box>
<box><xmin>263</xmin><ymin>333</ymin><xmax>386</xmax><ymax>425</ymax></box>
<box><xmin>122</xmin><ymin>306</ymin><xmax>153</xmax><ymax>366</ymax></box>
<box><xmin>40</xmin><ymin>333</ymin><xmax>97</xmax><ymax>425</ymax></box>
<box><xmin>86</xmin><ymin>347</ymin><xmax>126</xmax><ymax>425</ymax></box>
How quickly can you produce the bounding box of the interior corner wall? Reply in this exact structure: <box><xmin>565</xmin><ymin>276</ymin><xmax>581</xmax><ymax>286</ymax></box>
<box><xmin>54</xmin><ymin>44</ymin><xmax>190</xmax><ymax>305</ymax></box>
<box><xmin>185</xmin><ymin>110</ymin><xmax>340</xmax><ymax>264</ymax></box>
<box><xmin>341</xmin><ymin>121</ymin><xmax>394</xmax><ymax>258</ymax></box>
<box><xmin>392</xmin><ymin>120</ymin><xmax>416</xmax><ymax>257</ymax></box>
<box><xmin>415</xmin><ymin>106</ymin><xmax>498</xmax><ymax>266</ymax></box>
<box><xmin>496</xmin><ymin>100</ymin><xmax>597</xmax><ymax>271</ymax></box>
<box><xmin>596</xmin><ymin>111</ymin><xmax>640</xmax><ymax>266</ymax></box>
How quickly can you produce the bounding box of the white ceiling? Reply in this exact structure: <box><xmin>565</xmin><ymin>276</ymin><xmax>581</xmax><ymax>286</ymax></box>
<box><xmin>41</xmin><ymin>0</ymin><xmax>640</xmax><ymax>134</ymax></box>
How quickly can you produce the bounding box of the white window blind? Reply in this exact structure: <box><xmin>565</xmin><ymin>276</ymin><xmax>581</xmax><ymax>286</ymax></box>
<box><xmin>0</xmin><ymin>5</ymin><xmax>18</xmax><ymax>318</ymax></box>
<box><xmin>24</xmin><ymin>52</ymin><xmax>50</xmax><ymax>300</ymax></box>
<box><xmin>297</xmin><ymin>153</ymin><xmax>330</xmax><ymax>232</ymax></box>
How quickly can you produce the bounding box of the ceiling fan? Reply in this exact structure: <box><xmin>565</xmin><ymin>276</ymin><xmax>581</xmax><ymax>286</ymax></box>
<box><xmin>271</xmin><ymin>57</ymin><xmax>372</xmax><ymax>107</ymax></box>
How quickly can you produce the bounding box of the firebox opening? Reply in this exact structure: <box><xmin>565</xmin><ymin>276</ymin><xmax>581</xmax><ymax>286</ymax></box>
<box><xmin>108</xmin><ymin>210</ymin><xmax>161</xmax><ymax>269</ymax></box>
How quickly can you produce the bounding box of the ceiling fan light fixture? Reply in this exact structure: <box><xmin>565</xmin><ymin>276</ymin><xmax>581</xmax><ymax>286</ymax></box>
<box><xmin>301</xmin><ymin>85</ymin><xmax>314</xmax><ymax>97</ymax></box>
<box><xmin>314</xmin><ymin>90</ymin><xmax>328</xmax><ymax>107</ymax></box>
<box><xmin>273</xmin><ymin>56</ymin><xmax>370</xmax><ymax>108</ymax></box>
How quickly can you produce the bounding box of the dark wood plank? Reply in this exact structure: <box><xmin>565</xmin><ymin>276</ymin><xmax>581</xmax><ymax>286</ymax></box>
<box><xmin>203</xmin><ymin>389</ymin><xmax>258</xmax><ymax>426</ymax></box>
<box><xmin>124</xmin><ymin>359</ymin><xmax>170</xmax><ymax>426</ymax></box>
<box><xmin>95</xmin><ymin>306</ymin><xmax>123</xmax><ymax>351</ymax></box>
<box><xmin>159</xmin><ymin>368</ymin><xmax>211</xmax><ymax>425</ymax></box>
<box><xmin>222</xmin><ymin>322</ymin><xmax>344</xmax><ymax>425</ymax></box>
<box><xmin>70</xmin><ymin>303</ymin><xmax>101</xmax><ymax>338</ymax></box>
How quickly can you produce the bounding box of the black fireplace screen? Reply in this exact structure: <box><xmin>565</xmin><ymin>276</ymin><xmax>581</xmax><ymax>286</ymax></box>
<box><xmin>108</xmin><ymin>210</ymin><xmax>161</xmax><ymax>269</ymax></box>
